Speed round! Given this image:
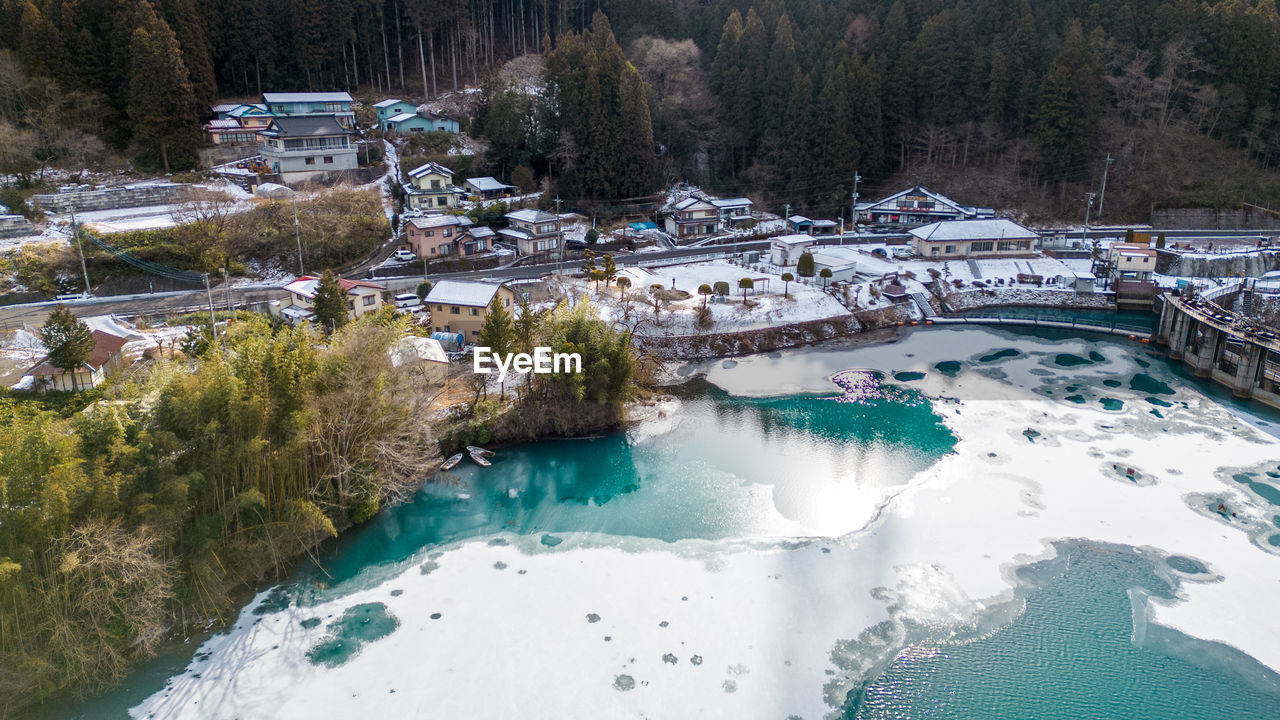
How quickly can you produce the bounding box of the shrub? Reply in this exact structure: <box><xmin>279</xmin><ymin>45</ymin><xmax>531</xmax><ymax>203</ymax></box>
<box><xmin>796</xmin><ymin>251</ymin><xmax>815</xmax><ymax>277</ymax></box>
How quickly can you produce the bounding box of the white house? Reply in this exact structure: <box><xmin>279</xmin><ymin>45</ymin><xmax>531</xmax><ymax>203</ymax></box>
<box><xmin>664</xmin><ymin>196</ymin><xmax>721</xmax><ymax>238</ymax></box>
<box><xmin>276</xmin><ymin>275</ymin><xmax>386</xmax><ymax>324</ymax></box>
<box><xmin>23</xmin><ymin>330</ymin><xmax>129</xmax><ymax>392</ymax></box>
<box><xmin>405</xmin><ymin>162</ymin><xmax>461</xmax><ymax>211</ymax></box>
<box><xmin>710</xmin><ymin>197</ymin><xmax>753</xmax><ymax>225</ymax></box>
<box><xmin>500</xmin><ymin>208</ymin><xmax>562</xmax><ymax>255</ymax></box>
<box><xmin>256</xmin><ymin>116</ymin><xmax>357</xmax><ymax>185</ymax></box>
<box><xmin>909</xmin><ymin>218</ymin><xmax>1038</xmax><ymax>259</ymax></box>
<box><xmin>770</xmin><ymin>234</ymin><xmax>822</xmax><ymax>266</ymax></box>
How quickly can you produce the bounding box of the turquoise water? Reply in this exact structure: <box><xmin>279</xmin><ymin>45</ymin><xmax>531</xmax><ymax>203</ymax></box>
<box><xmin>851</xmin><ymin>543</ymin><xmax>1280</xmax><ymax>719</ymax></box>
<box><xmin>30</xmin><ymin>328</ymin><xmax>1280</xmax><ymax>719</ymax></box>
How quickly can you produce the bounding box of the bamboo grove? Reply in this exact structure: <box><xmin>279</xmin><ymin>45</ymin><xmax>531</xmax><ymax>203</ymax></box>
<box><xmin>0</xmin><ymin>313</ymin><xmax>438</xmax><ymax>714</ymax></box>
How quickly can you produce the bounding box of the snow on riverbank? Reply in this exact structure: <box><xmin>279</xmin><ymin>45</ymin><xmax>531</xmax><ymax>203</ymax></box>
<box><xmin>132</xmin><ymin>327</ymin><xmax>1280</xmax><ymax>720</ymax></box>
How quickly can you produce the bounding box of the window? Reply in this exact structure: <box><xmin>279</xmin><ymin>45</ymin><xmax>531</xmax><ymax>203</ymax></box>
<box><xmin>425</xmin><ymin>231</ymin><xmax>434</xmax><ymax>237</ymax></box>
<box><xmin>323</xmin><ymin>156</ymin><xmax>333</xmax><ymax>164</ymax></box>
<box><xmin>443</xmin><ymin>229</ymin><xmax>452</xmax><ymax>237</ymax></box>
<box><xmin>970</xmin><ymin>241</ymin><xmax>994</xmax><ymax>252</ymax></box>
<box><xmin>437</xmin><ymin>305</ymin><xmax>444</xmax><ymax>311</ymax></box>
<box><xmin>944</xmin><ymin>245</ymin><xmax>957</xmax><ymax>254</ymax></box>
<box><xmin>362</xmin><ymin>295</ymin><xmax>376</xmax><ymax>306</ymax></box>
<box><xmin>347</xmin><ymin>301</ymin><xmax>354</xmax><ymax>310</ymax></box>
<box><xmin>471</xmin><ymin>329</ymin><xmax>480</xmax><ymax>336</ymax></box>
<box><xmin>451</xmin><ymin>306</ymin><xmax>460</xmax><ymax>314</ymax></box>
<box><xmin>436</xmin><ymin>197</ymin><xmax>447</xmax><ymax>206</ymax></box>
<box><xmin>470</xmin><ymin>308</ymin><xmax>479</xmax><ymax>316</ymax></box>
<box><xmin>431</xmin><ymin>179</ymin><xmax>441</xmax><ymax>189</ymax></box>
<box><xmin>504</xmin><ymin>298</ymin><xmax>510</xmax><ymax>307</ymax></box>
<box><xmin>324</xmin><ymin>102</ymin><xmax>345</xmax><ymax>113</ymax></box>
<box><xmin>304</xmin><ymin>157</ymin><xmax>315</xmax><ymax>165</ymax></box>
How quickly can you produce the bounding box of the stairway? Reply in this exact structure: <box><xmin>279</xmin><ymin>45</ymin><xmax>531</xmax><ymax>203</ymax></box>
<box><xmin>911</xmin><ymin>292</ymin><xmax>938</xmax><ymax>318</ymax></box>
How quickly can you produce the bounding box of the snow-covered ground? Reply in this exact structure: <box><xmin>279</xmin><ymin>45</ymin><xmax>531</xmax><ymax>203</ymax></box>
<box><xmin>588</xmin><ymin>259</ymin><xmax>850</xmax><ymax>335</ymax></box>
<box><xmin>128</xmin><ymin>327</ymin><xmax>1280</xmax><ymax>720</ymax></box>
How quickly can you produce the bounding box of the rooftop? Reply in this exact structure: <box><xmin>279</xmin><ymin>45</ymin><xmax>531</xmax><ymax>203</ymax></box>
<box><xmin>408</xmin><ymin>161</ymin><xmax>453</xmax><ymax>178</ymax></box>
<box><xmin>506</xmin><ymin>208</ymin><xmax>559</xmax><ymax>223</ymax></box>
<box><xmin>772</xmin><ymin>233</ymin><xmax>819</xmax><ymax>246</ymax></box>
<box><xmin>263</xmin><ymin>91</ymin><xmax>354</xmax><ymax>104</ymax></box>
<box><xmin>909</xmin><ymin>218</ymin><xmax>1037</xmax><ymax>242</ymax></box>
<box><xmin>27</xmin><ymin>330</ymin><xmax>128</xmax><ymax>376</ymax></box>
<box><xmin>425</xmin><ymin>280</ymin><xmax>506</xmax><ymax>307</ymax></box>
<box><xmin>710</xmin><ymin>197</ymin><xmax>752</xmax><ymax>208</ymax></box>
<box><xmin>262</xmin><ymin>115</ymin><xmax>351</xmax><ymax>137</ymax></box>
<box><xmin>406</xmin><ymin>214</ymin><xmax>472</xmax><ymax>230</ymax></box>
<box><xmin>467</xmin><ymin>177</ymin><xmax>516</xmax><ymax>192</ymax></box>
<box><xmin>386</xmin><ymin>112</ymin><xmax>419</xmax><ymax>123</ymax></box>
<box><xmin>283</xmin><ymin>275</ymin><xmax>385</xmax><ymax>299</ymax></box>
<box><xmin>373</xmin><ymin>98</ymin><xmax>406</xmax><ymax>108</ymax></box>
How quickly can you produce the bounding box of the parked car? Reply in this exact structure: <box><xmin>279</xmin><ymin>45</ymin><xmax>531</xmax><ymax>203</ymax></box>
<box><xmin>394</xmin><ymin>293</ymin><xmax>423</xmax><ymax>311</ymax></box>
<box><xmin>391</xmin><ymin>249</ymin><xmax>417</xmax><ymax>262</ymax></box>
<box><xmin>891</xmin><ymin>247</ymin><xmax>914</xmax><ymax>259</ymax></box>
<box><xmin>565</xmin><ymin>238</ymin><xmax>588</xmax><ymax>250</ymax></box>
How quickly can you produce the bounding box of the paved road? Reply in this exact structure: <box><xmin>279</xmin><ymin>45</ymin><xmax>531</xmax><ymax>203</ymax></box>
<box><xmin>1</xmin><ymin>226</ymin><xmax>1274</xmax><ymax>329</ymax></box>
<box><xmin>0</xmin><ymin>240</ymin><xmax>773</xmax><ymax>329</ymax></box>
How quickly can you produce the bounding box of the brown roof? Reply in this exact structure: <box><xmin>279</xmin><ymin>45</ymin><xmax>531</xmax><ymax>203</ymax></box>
<box><xmin>28</xmin><ymin>330</ymin><xmax>128</xmax><ymax>376</ymax></box>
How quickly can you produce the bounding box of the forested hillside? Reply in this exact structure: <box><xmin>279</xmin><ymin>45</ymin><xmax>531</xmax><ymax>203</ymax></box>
<box><xmin>3</xmin><ymin>0</ymin><xmax>1280</xmax><ymax>218</ymax></box>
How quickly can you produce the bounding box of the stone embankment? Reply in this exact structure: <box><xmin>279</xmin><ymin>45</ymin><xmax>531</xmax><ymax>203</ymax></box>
<box><xmin>31</xmin><ymin>182</ymin><xmax>191</xmax><ymax>213</ymax></box>
<box><xmin>941</xmin><ymin>287</ymin><xmax>1115</xmax><ymax>312</ymax></box>
<box><xmin>1155</xmin><ymin>248</ymin><xmax>1280</xmax><ymax>278</ymax></box>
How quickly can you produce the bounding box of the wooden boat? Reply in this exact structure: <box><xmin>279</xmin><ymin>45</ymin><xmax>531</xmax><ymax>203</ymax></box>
<box><xmin>469</xmin><ymin>450</ymin><xmax>491</xmax><ymax>468</ymax></box>
<box><xmin>466</xmin><ymin>445</ymin><xmax>495</xmax><ymax>457</ymax></box>
<box><xmin>441</xmin><ymin>453</ymin><xmax>463</xmax><ymax>471</ymax></box>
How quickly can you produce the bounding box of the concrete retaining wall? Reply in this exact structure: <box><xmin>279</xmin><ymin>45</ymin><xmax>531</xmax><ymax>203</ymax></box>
<box><xmin>31</xmin><ymin>183</ymin><xmax>190</xmax><ymax>213</ymax></box>
<box><xmin>1155</xmin><ymin>248</ymin><xmax>1280</xmax><ymax>277</ymax></box>
<box><xmin>1152</xmin><ymin>207</ymin><xmax>1280</xmax><ymax>230</ymax></box>
<box><xmin>0</xmin><ymin>214</ymin><xmax>34</xmax><ymax>238</ymax></box>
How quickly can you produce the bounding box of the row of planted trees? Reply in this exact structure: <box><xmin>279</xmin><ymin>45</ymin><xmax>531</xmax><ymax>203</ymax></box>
<box><xmin>0</xmin><ymin>305</ymin><xmax>440</xmax><ymax>714</ymax></box>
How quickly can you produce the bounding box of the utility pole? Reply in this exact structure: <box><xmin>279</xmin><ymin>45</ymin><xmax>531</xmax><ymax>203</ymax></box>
<box><xmin>223</xmin><ymin>267</ymin><xmax>233</xmax><ymax>313</ymax></box>
<box><xmin>1083</xmin><ymin>192</ymin><xmax>1096</xmax><ymax>246</ymax></box>
<box><xmin>1097</xmin><ymin>154</ymin><xmax>1114</xmax><ymax>221</ymax></box>
<box><xmin>290</xmin><ymin>195</ymin><xmax>305</xmax><ymax>276</ymax></box>
<box><xmin>71</xmin><ymin>206</ymin><xmax>91</xmax><ymax>298</ymax></box>
<box><xmin>553</xmin><ymin>195</ymin><xmax>563</xmax><ymax>274</ymax></box>
<box><xmin>784</xmin><ymin>203</ymin><xmax>791</xmax><ymax>225</ymax></box>
<box><xmin>850</xmin><ymin>171</ymin><xmax>862</xmax><ymax>226</ymax></box>
<box><xmin>203</xmin><ymin>273</ymin><xmax>218</xmax><ymax>341</ymax></box>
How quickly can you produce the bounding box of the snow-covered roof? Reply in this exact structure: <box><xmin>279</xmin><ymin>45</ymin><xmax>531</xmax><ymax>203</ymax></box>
<box><xmin>408</xmin><ymin>162</ymin><xmax>452</xmax><ymax>178</ymax></box>
<box><xmin>373</xmin><ymin>98</ymin><xmax>405</xmax><ymax>108</ymax></box>
<box><xmin>497</xmin><ymin>227</ymin><xmax>531</xmax><ymax>241</ymax></box>
<box><xmin>263</xmin><ymin>91</ymin><xmax>353</xmax><ymax>104</ymax></box>
<box><xmin>909</xmin><ymin>218</ymin><xmax>1037</xmax><ymax>242</ymax></box>
<box><xmin>425</xmin><ymin>280</ymin><xmax>505</xmax><ymax>307</ymax></box>
<box><xmin>787</xmin><ymin>215</ymin><xmax>812</xmax><ymax>224</ymax></box>
<box><xmin>406</xmin><ymin>214</ymin><xmax>472</xmax><ymax>230</ymax></box>
<box><xmin>466</xmin><ymin>177</ymin><xmax>515</xmax><ymax>192</ymax></box>
<box><xmin>228</xmin><ymin>104</ymin><xmax>269</xmax><ymax>117</ymax></box>
<box><xmin>710</xmin><ymin>197</ymin><xmax>752</xmax><ymax>209</ymax></box>
<box><xmin>207</xmin><ymin>118</ymin><xmax>241</xmax><ymax>129</ymax></box>
<box><xmin>772</xmin><ymin>233</ymin><xmax>819</xmax><ymax>246</ymax></box>
<box><xmin>862</xmin><ymin>185</ymin><xmax>968</xmax><ymax>213</ymax></box>
<box><xmin>211</xmin><ymin>103</ymin><xmax>239</xmax><ymax>113</ymax></box>
<box><xmin>506</xmin><ymin>208</ymin><xmax>558</xmax><ymax>223</ymax></box>
<box><xmin>469</xmin><ymin>226</ymin><xmax>495</xmax><ymax>239</ymax></box>
<box><xmin>386</xmin><ymin>112</ymin><xmax>418</xmax><ymax>124</ymax></box>
<box><xmin>283</xmin><ymin>275</ymin><xmax>384</xmax><ymax>299</ymax></box>
<box><xmin>673</xmin><ymin>197</ymin><xmax>716</xmax><ymax>212</ymax></box>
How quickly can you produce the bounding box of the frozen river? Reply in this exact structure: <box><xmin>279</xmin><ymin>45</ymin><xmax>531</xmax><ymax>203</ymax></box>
<box><xmin>46</xmin><ymin>326</ymin><xmax>1280</xmax><ymax>719</ymax></box>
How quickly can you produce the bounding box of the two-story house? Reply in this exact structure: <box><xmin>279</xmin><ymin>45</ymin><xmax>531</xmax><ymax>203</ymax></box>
<box><xmin>856</xmin><ymin>186</ymin><xmax>995</xmax><ymax>227</ymax></box>
<box><xmin>276</xmin><ymin>275</ymin><xmax>386</xmax><ymax>325</ymax></box>
<box><xmin>405</xmin><ymin>162</ymin><xmax>460</xmax><ymax>211</ymax></box>
<box><xmin>664</xmin><ymin>197</ymin><xmax>720</xmax><ymax>238</ymax></box>
<box><xmin>373</xmin><ymin>99</ymin><xmax>417</xmax><ymax>129</ymax></box>
<box><xmin>262</xmin><ymin>91</ymin><xmax>356</xmax><ymax>129</ymax></box>
<box><xmin>710</xmin><ymin>197</ymin><xmax>753</xmax><ymax>225</ymax></box>
<box><xmin>425</xmin><ymin>280</ymin><xmax>516</xmax><ymax>341</ymax></box>
<box><xmin>257</xmin><ymin>116</ymin><xmax>358</xmax><ymax>184</ymax></box>
<box><xmin>207</xmin><ymin>103</ymin><xmax>273</xmax><ymax>144</ymax></box>
<box><xmin>403</xmin><ymin>214</ymin><xmax>481</xmax><ymax>258</ymax></box>
<box><xmin>499</xmin><ymin>208</ymin><xmax>562</xmax><ymax>255</ymax></box>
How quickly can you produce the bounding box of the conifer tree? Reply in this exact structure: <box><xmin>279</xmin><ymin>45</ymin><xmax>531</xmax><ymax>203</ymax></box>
<box><xmin>126</xmin><ymin>8</ymin><xmax>199</xmax><ymax>172</ymax></box>
<box><xmin>1035</xmin><ymin>20</ymin><xmax>1101</xmax><ymax>179</ymax></box>
<box><xmin>311</xmin><ymin>271</ymin><xmax>349</xmax><ymax>333</ymax></box>
<box><xmin>40</xmin><ymin>304</ymin><xmax>95</xmax><ymax>372</ymax></box>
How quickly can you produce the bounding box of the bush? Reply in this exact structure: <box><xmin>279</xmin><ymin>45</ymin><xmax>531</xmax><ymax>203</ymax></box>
<box><xmin>695</xmin><ymin>304</ymin><xmax>714</xmax><ymax>329</ymax></box>
<box><xmin>712</xmin><ymin>281</ymin><xmax>730</xmax><ymax>296</ymax></box>
<box><xmin>796</xmin><ymin>251</ymin><xmax>815</xmax><ymax>277</ymax></box>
